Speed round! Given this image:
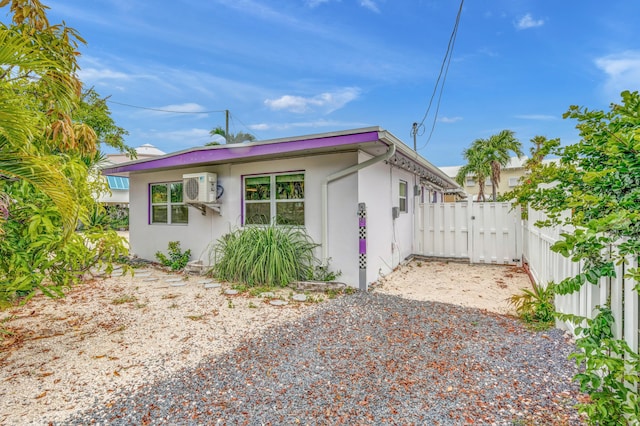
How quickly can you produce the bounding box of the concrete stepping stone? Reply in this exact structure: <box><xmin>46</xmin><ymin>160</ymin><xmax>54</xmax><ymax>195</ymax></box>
<box><xmin>204</xmin><ymin>283</ymin><xmax>221</xmax><ymax>289</ymax></box>
<box><xmin>260</xmin><ymin>292</ymin><xmax>276</xmax><ymax>298</ymax></box>
<box><xmin>224</xmin><ymin>289</ymin><xmax>239</xmax><ymax>295</ymax></box>
<box><xmin>142</xmin><ymin>277</ymin><xmax>159</xmax><ymax>282</ymax></box>
<box><xmin>166</xmin><ymin>278</ymin><xmax>183</xmax><ymax>283</ymax></box>
<box><xmin>170</xmin><ymin>282</ymin><xmax>187</xmax><ymax>287</ymax></box>
<box><xmin>269</xmin><ymin>299</ymin><xmax>288</xmax><ymax>306</ymax></box>
<box><xmin>292</xmin><ymin>294</ymin><xmax>307</xmax><ymax>302</ymax></box>
<box><xmin>134</xmin><ymin>272</ymin><xmax>152</xmax><ymax>278</ymax></box>
<box><xmin>198</xmin><ymin>279</ymin><xmax>213</xmax><ymax>284</ymax></box>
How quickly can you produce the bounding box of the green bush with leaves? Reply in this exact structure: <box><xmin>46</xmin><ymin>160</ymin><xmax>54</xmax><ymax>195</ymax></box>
<box><xmin>510</xmin><ymin>90</ymin><xmax>640</xmax><ymax>424</ymax></box>
<box><xmin>155</xmin><ymin>241</ymin><xmax>191</xmax><ymax>271</ymax></box>
<box><xmin>508</xmin><ymin>281</ymin><xmax>555</xmax><ymax>330</ymax></box>
<box><xmin>0</xmin><ymin>2</ymin><xmax>133</xmax><ymax>305</ymax></box>
<box><xmin>562</xmin><ymin>306</ymin><xmax>640</xmax><ymax>425</ymax></box>
<box><xmin>0</xmin><ymin>181</ymin><xmax>130</xmax><ymax>305</ymax></box>
<box><xmin>211</xmin><ymin>225</ymin><xmax>318</xmax><ymax>287</ymax></box>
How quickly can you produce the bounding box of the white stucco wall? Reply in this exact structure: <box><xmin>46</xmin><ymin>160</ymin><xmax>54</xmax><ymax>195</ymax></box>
<box><xmin>128</xmin><ymin>152</ymin><xmax>361</xmax><ymax>286</ymax></box>
<box><xmin>357</xmin><ymin>154</ymin><xmax>418</xmax><ymax>287</ymax></box>
<box><xmin>98</xmin><ymin>189</ymin><xmax>129</xmax><ymax>205</ymax></box>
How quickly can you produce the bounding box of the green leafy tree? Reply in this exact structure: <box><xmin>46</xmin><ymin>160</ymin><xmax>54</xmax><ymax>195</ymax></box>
<box><xmin>483</xmin><ymin>130</ymin><xmax>523</xmax><ymax>201</ymax></box>
<box><xmin>0</xmin><ymin>0</ymin><xmax>131</xmax><ymax>304</ymax></box>
<box><xmin>206</xmin><ymin>126</ymin><xmax>256</xmax><ymax>145</ymax></box>
<box><xmin>513</xmin><ymin>90</ymin><xmax>640</xmax><ymax>424</ymax></box>
<box><xmin>455</xmin><ymin>139</ymin><xmax>491</xmax><ymax>201</ymax></box>
<box><xmin>500</xmin><ymin>136</ymin><xmax>560</xmax><ymax>216</ymax></box>
<box><xmin>74</xmin><ymin>88</ymin><xmax>135</xmax><ymax>161</ymax></box>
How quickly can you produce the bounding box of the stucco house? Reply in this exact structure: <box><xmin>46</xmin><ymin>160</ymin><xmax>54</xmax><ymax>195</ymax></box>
<box><xmin>102</xmin><ymin>127</ymin><xmax>460</xmax><ymax>289</ymax></box>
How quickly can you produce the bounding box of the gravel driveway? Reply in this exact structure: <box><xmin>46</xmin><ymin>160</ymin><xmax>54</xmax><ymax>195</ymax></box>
<box><xmin>61</xmin><ymin>292</ymin><xmax>585</xmax><ymax>425</ymax></box>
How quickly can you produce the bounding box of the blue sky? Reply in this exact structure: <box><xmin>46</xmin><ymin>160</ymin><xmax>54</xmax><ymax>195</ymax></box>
<box><xmin>36</xmin><ymin>0</ymin><xmax>640</xmax><ymax>166</ymax></box>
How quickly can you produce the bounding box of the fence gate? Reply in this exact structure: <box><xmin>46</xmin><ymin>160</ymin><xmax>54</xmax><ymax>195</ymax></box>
<box><xmin>417</xmin><ymin>201</ymin><xmax>522</xmax><ymax>264</ymax></box>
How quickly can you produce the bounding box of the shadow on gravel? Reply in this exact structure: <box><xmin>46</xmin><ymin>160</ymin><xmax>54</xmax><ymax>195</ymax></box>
<box><xmin>61</xmin><ymin>292</ymin><xmax>585</xmax><ymax>425</ymax></box>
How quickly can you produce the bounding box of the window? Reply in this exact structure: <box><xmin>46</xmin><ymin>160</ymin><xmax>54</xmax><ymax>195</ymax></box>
<box><xmin>399</xmin><ymin>180</ymin><xmax>408</xmax><ymax>213</ymax></box>
<box><xmin>106</xmin><ymin>175</ymin><xmax>129</xmax><ymax>190</ymax></box>
<box><xmin>244</xmin><ymin>173</ymin><xmax>304</xmax><ymax>225</ymax></box>
<box><xmin>508</xmin><ymin>177</ymin><xmax>519</xmax><ymax>187</ymax></box>
<box><xmin>150</xmin><ymin>182</ymin><xmax>188</xmax><ymax>224</ymax></box>
<box><xmin>465</xmin><ymin>177</ymin><xmax>475</xmax><ymax>187</ymax></box>
<box><xmin>484</xmin><ymin>178</ymin><xmax>492</xmax><ymax>186</ymax></box>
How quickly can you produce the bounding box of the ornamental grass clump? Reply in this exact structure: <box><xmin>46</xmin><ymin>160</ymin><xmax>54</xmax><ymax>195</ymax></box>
<box><xmin>212</xmin><ymin>225</ymin><xmax>318</xmax><ymax>287</ymax></box>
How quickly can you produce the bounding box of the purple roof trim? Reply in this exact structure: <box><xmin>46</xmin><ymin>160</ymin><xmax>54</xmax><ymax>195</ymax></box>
<box><xmin>103</xmin><ymin>131</ymin><xmax>380</xmax><ymax>174</ymax></box>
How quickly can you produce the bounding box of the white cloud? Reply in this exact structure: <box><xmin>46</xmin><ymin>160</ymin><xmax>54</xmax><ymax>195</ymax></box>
<box><xmin>439</xmin><ymin>116</ymin><xmax>463</xmax><ymax>123</ymax></box>
<box><xmin>360</xmin><ymin>0</ymin><xmax>380</xmax><ymax>13</ymax></box>
<box><xmin>595</xmin><ymin>51</ymin><xmax>640</xmax><ymax>97</ymax></box>
<box><xmin>249</xmin><ymin>119</ymin><xmax>368</xmax><ymax>131</ymax></box>
<box><xmin>304</xmin><ymin>0</ymin><xmax>380</xmax><ymax>12</ymax></box>
<box><xmin>514</xmin><ymin>114</ymin><xmax>557</xmax><ymax>120</ymax></box>
<box><xmin>305</xmin><ymin>0</ymin><xmax>331</xmax><ymax>7</ymax></box>
<box><xmin>515</xmin><ymin>14</ymin><xmax>544</xmax><ymax>30</ymax></box>
<box><xmin>78</xmin><ymin>67</ymin><xmax>131</xmax><ymax>82</ymax></box>
<box><xmin>154</xmin><ymin>103</ymin><xmax>208</xmax><ymax>113</ymax></box>
<box><xmin>264</xmin><ymin>87</ymin><xmax>361</xmax><ymax>113</ymax></box>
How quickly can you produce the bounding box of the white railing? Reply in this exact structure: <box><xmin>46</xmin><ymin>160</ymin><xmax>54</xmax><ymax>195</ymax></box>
<box><xmin>523</xmin><ymin>206</ymin><xmax>639</xmax><ymax>353</ymax></box>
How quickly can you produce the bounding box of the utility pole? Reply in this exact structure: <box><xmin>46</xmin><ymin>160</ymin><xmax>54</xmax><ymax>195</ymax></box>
<box><xmin>411</xmin><ymin>122</ymin><xmax>418</xmax><ymax>151</ymax></box>
<box><xmin>225</xmin><ymin>109</ymin><xmax>229</xmax><ymax>144</ymax></box>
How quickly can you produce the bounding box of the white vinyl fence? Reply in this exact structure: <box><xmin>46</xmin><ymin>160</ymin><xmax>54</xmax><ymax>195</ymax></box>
<box><xmin>524</xmin><ymin>206</ymin><xmax>639</xmax><ymax>354</ymax></box>
<box><xmin>416</xmin><ymin>201</ymin><xmax>522</xmax><ymax>265</ymax></box>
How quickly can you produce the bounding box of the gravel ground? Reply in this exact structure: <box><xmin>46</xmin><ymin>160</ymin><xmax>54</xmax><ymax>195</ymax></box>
<box><xmin>59</xmin><ymin>292</ymin><xmax>585</xmax><ymax>425</ymax></box>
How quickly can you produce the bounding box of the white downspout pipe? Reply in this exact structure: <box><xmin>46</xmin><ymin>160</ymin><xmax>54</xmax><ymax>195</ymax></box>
<box><xmin>321</xmin><ymin>142</ymin><xmax>396</xmax><ymax>264</ymax></box>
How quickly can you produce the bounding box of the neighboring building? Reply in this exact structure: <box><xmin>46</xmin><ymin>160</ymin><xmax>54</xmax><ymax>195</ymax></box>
<box><xmin>102</xmin><ymin>127</ymin><xmax>461</xmax><ymax>289</ymax></box>
<box><xmin>440</xmin><ymin>156</ymin><xmax>530</xmax><ymax>201</ymax></box>
<box><xmin>98</xmin><ymin>144</ymin><xmax>166</xmax><ymax>205</ymax></box>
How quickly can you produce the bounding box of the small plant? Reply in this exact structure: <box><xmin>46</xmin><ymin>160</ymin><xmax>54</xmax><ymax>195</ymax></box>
<box><xmin>168</xmin><ymin>302</ymin><xmax>179</xmax><ymax>309</ymax></box>
<box><xmin>161</xmin><ymin>293</ymin><xmax>179</xmax><ymax>300</ymax></box>
<box><xmin>112</xmin><ymin>294</ymin><xmax>138</xmax><ymax>305</ymax></box>
<box><xmin>507</xmin><ymin>281</ymin><xmax>555</xmax><ymax>330</ymax></box>
<box><xmin>248</xmin><ymin>301</ymin><xmax>257</xmax><ymax>309</ymax></box>
<box><xmin>227</xmin><ymin>299</ymin><xmax>235</xmax><ymax>309</ymax></box>
<box><xmin>306</xmin><ymin>260</ymin><xmax>342</xmax><ymax>282</ymax></box>
<box><xmin>155</xmin><ymin>241</ymin><xmax>191</xmax><ymax>271</ymax></box>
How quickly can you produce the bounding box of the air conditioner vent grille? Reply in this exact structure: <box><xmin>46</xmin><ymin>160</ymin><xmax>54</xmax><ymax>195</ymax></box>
<box><xmin>184</xmin><ymin>177</ymin><xmax>200</xmax><ymax>201</ymax></box>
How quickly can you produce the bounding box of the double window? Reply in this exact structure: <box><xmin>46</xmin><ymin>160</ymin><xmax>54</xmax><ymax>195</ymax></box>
<box><xmin>150</xmin><ymin>182</ymin><xmax>188</xmax><ymax>224</ymax></box>
<box><xmin>244</xmin><ymin>173</ymin><xmax>304</xmax><ymax>225</ymax></box>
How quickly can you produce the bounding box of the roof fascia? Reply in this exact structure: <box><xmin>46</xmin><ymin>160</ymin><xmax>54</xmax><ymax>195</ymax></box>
<box><xmin>103</xmin><ymin>128</ymin><xmax>382</xmax><ymax>175</ymax></box>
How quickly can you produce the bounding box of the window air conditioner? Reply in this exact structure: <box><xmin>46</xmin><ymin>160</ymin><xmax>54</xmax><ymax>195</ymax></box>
<box><xmin>182</xmin><ymin>172</ymin><xmax>217</xmax><ymax>203</ymax></box>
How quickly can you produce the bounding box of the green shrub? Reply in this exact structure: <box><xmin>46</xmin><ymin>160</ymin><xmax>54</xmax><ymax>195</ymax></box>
<box><xmin>508</xmin><ymin>281</ymin><xmax>555</xmax><ymax>330</ymax></box>
<box><xmin>211</xmin><ymin>225</ymin><xmax>317</xmax><ymax>287</ymax></box>
<box><xmin>305</xmin><ymin>259</ymin><xmax>342</xmax><ymax>282</ymax></box>
<box><xmin>155</xmin><ymin>241</ymin><xmax>191</xmax><ymax>271</ymax></box>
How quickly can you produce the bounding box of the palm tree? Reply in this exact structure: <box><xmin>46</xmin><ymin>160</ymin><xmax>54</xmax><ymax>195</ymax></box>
<box><xmin>206</xmin><ymin>126</ymin><xmax>256</xmax><ymax>145</ymax></box>
<box><xmin>456</xmin><ymin>139</ymin><xmax>491</xmax><ymax>202</ymax></box>
<box><xmin>484</xmin><ymin>130</ymin><xmax>523</xmax><ymax>201</ymax></box>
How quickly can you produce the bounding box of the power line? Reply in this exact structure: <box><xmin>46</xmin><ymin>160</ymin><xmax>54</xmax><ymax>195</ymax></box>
<box><xmin>229</xmin><ymin>112</ymin><xmax>261</xmax><ymax>140</ymax></box>
<box><xmin>414</xmin><ymin>0</ymin><xmax>464</xmax><ymax>151</ymax></box>
<box><xmin>106</xmin><ymin>100</ymin><xmax>227</xmax><ymax>114</ymax></box>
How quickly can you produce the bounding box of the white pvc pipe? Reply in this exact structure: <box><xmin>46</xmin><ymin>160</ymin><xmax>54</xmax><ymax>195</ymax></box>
<box><xmin>321</xmin><ymin>143</ymin><xmax>396</xmax><ymax>264</ymax></box>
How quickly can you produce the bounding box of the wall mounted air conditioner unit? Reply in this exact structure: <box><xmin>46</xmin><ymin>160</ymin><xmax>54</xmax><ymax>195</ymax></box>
<box><xmin>183</xmin><ymin>172</ymin><xmax>217</xmax><ymax>204</ymax></box>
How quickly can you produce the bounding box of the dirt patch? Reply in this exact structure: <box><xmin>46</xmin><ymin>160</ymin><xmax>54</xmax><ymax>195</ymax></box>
<box><xmin>372</xmin><ymin>259</ymin><xmax>533</xmax><ymax>315</ymax></box>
